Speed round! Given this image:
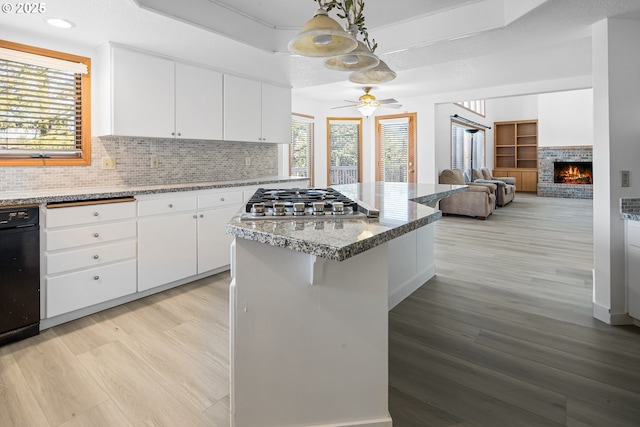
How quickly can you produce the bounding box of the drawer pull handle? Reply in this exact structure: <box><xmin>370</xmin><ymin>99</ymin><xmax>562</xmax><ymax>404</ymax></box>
<box><xmin>220</xmin><ymin>197</ymin><xmax>225</xmax><ymax>202</ymax></box>
<box><xmin>93</xmin><ymin>212</ymin><xmax>99</xmax><ymax>217</ymax></box>
<box><xmin>93</xmin><ymin>255</ymin><xmax>99</xmax><ymax>259</ymax></box>
<box><xmin>93</xmin><ymin>276</ymin><xmax>100</xmax><ymax>281</ymax></box>
<box><xmin>199</xmin><ymin>214</ymin><xmax>204</xmax><ymax>218</ymax></box>
<box><xmin>94</xmin><ymin>233</ymin><xmax>100</xmax><ymax>238</ymax></box>
<box><xmin>168</xmin><ymin>204</ymin><xmax>174</xmax><ymax>208</ymax></box>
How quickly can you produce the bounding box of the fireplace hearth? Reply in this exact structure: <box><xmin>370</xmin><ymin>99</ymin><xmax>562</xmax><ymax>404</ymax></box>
<box><xmin>554</xmin><ymin>161</ymin><xmax>593</xmax><ymax>184</ymax></box>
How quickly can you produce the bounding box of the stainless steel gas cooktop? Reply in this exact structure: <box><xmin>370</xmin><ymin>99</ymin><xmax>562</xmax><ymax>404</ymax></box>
<box><xmin>241</xmin><ymin>188</ymin><xmax>379</xmax><ymax>220</ymax></box>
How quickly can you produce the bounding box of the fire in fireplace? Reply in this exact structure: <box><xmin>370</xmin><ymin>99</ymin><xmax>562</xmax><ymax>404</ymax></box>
<box><xmin>554</xmin><ymin>161</ymin><xmax>593</xmax><ymax>184</ymax></box>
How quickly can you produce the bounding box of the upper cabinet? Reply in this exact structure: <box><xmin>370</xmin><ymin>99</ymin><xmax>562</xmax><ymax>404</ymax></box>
<box><xmin>224</xmin><ymin>74</ymin><xmax>292</xmax><ymax>144</ymax></box>
<box><xmin>97</xmin><ymin>45</ymin><xmax>290</xmax><ymax>143</ymax></box>
<box><xmin>108</xmin><ymin>47</ymin><xmax>223</xmax><ymax>140</ymax></box>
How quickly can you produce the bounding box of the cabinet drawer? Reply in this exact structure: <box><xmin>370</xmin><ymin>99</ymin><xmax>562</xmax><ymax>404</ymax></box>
<box><xmin>46</xmin><ymin>201</ymin><xmax>136</xmax><ymax>228</ymax></box>
<box><xmin>628</xmin><ymin>221</ymin><xmax>640</xmax><ymax>248</ymax></box>
<box><xmin>47</xmin><ymin>240</ymin><xmax>136</xmax><ymax>275</ymax></box>
<box><xmin>46</xmin><ymin>259</ymin><xmax>137</xmax><ymax>318</ymax></box>
<box><xmin>137</xmin><ymin>195</ymin><xmax>197</xmax><ymax>216</ymax></box>
<box><xmin>46</xmin><ymin>220</ymin><xmax>136</xmax><ymax>251</ymax></box>
<box><xmin>199</xmin><ymin>191</ymin><xmax>243</xmax><ymax>209</ymax></box>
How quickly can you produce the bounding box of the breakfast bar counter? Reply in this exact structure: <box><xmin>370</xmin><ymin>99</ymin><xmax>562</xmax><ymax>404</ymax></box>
<box><xmin>227</xmin><ymin>182</ymin><xmax>466</xmax><ymax>427</ymax></box>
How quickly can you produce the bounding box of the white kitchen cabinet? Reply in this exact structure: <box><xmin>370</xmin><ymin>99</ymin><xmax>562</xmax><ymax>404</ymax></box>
<box><xmin>627</xmin><ymin>220</ymin><xmax>640</xmax><ymax>319</ymax></box>
<box><xmin>109</xmin><ymin>46</ymin><xmax>223</xmax><ymax>140</ymax></box>
<box><xmin>175</xmin><ymin>63</ymin><xmax>223</xmax><ymax>140</ymax></box>
<box><xmin>44</xmin><ymin>200</ymin><xmax>137</xmax><ymax>318</ymax></box>
<box><xmin>112</xmin><ymin>47</ymin><xmax>175</xmax><ymax>138</ymax></box>
<box><xmin>138</xmin><ymin>211</ymin><xmax>198</xmax><ymax>292</ymax></box>
<box><xmin>137</xmin><ymin>189</ymin><xmax>244</xmax><ymax>290</ymax></box>
<box><xmin>223</xmin><ymin>74</ymin><xmax>291</xmax><ymax>143</ymax></box>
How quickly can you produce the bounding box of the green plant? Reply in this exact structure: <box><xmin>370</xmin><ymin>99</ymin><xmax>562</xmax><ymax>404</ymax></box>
<box><xmin>314</xmin><ymin>0</ymin><xmax>378</xmax><ymax>53</ymax></box>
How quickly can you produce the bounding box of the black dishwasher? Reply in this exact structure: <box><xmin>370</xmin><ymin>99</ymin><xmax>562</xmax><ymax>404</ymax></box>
<box><xmin>0</xmin><ymin>205</ymin><xmax>40</xmax><ymax>347</ymax></box>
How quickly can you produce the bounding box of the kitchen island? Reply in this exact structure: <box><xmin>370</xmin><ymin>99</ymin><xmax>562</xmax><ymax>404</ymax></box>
<box><xmin>226</xmin><ymin>182</ymin><xmax>466</xmax><ymax>427</ymax></box>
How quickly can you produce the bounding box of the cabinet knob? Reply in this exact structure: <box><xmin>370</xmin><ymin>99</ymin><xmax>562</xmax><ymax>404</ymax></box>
<box><xmin>193</xmin><ymin>215</ymin><xmax>198</xmax><ymax>219</ymax></box>
<box><xmin>199</xmin><ymin>214</ymin><xmax>204</xmax><ymax>218</ymax></box>
<box><xmin>93</xmin><ymin>276</ymin><xmax>100</xmax><ymax>281</ymax></box>
<box><xmin>220</xmin><ymin>197</ymin><xmax>225</xmax><ymax>202</ymax></box>
<box><xmin>177</xmin><ymin>132</ymin><xmax>181</xmax><ymax>136</ymax></box>
<box><xmin>94</xmin><ymin>233</ymin><xmax>100</xmax><ymax>238</ymax></box>
<box><xmin>93</xmin><ymin>255</ymin><xmax>99</xmax><ymax>259</ymax></box>
<box><xmin>93</xmin><ymin>212</ymin><xmax>99</xmax><ymax>217</ymax></box>
<box><xmin>168</xmin><ymin>204</ymin><xmax>174</xmax><ymax>208</ymax></box>
<box><xmin>171</xmin><ymin>132</ymin><xmax>175</xmax><ymax>136</ymax></box>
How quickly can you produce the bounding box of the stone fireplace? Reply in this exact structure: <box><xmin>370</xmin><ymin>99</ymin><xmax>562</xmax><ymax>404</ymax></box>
<box><xmin>538</xmin><ymin>146</ymin><xmax>593</xmax><ymax>199</ymax></box>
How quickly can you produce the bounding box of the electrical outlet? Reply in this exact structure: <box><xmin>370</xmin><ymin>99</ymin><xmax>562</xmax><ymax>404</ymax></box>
<box><xmin>245</xmin><ymin>157</ymin><xmax>251</xmax><ymax>166</ymax></box>
<box><xmin>102</xmin><ymin>157</ymin><xmax>116</xmax><ymax>170</ymax></box>
<box><xmin>621</xmin><ymin>170</ymin><xmax>630</xmax><ymax>187</ymax></box>
<box><xmin>150</xmin><ymin>155</ymin><xmax>159</xmax><ymax>168</ymax></box>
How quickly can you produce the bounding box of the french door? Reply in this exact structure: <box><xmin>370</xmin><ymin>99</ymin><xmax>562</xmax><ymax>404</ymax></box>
<box><xmin>375</xmin><ymin>113</ymin><xmax>416</xmax><ymax>183</ymax></box>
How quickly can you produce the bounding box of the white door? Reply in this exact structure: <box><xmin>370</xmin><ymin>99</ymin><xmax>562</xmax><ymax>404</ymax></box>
<box><xmin>197</xmin><ymin>205</ymin><xmax>240</xmax><ymax>273</ymax></box>
<box><xmin>175</xmin><ymin>63</ymin><xmax>223</xmax><ymax>140</ymax></box>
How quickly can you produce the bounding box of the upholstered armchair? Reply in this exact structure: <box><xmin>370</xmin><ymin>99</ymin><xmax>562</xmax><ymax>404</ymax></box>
<box><xmin>472</xmin><ymin>168</ymin><xmax>516</xmax><ymax>207</ymax></box>
<box><xmin>438</xmin><ymin>169</ymin><xmax>496</xmax><ymax>220</ymax></box>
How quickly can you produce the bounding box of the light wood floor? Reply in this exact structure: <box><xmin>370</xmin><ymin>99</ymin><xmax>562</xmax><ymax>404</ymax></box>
<box><xmin>1</xmin><ymin>194</ymin><xmax>639</xmax><ymax>426</ymax></box>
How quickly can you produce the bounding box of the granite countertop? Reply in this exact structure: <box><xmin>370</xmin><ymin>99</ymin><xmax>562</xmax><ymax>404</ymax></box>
<box><xmin>226</xmin><ymin>182</ymin><xmax>466</xmax><ymax>262</ymax></box>
<box><xmin>621</xmin><ymin>198</ymin><xmax>640</xmax><ymax>221</ymax></box>
<box><xmin>0</xmin><ymin>176</ymin><xmax>309</xmax><ymax>207</ymax></box>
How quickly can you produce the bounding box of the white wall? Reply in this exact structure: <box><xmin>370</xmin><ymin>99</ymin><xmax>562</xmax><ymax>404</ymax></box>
<box><xmin>538</xmin><ymin>89</ymin><xmax>594</xmax><ymax>147</ymax></box>
<box><xmin>489</xmin><ymin>95</ymin><xmax>539</xmax><ymax>123</ymax></box>
<box><xmin>592</xmin><ymin>18</ymin><xmax>640</xmax><ymax>325</ymax></box>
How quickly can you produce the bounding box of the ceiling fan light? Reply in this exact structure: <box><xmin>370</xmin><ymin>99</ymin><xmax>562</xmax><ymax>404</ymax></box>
<box><xmin>358</xmin><ymin>104</ymin><xmax>377</xmax><ymax>117</ymax></box>
<box><xmin>349</xmin><ymin>60</ymin><xmax>397</xmax><ymax>84</ymax></box>
<box><xmin>288</xmin><ymin>9</ymin><xmax>358</xmax><ymax>57</ymax></box>
<box><xmin>324</xmin><ymin>41</ymin><xmax>380</xmax><ymax>71</ymax></box>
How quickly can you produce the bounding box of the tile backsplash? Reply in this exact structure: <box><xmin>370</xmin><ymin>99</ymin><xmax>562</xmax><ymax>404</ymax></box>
<box><xmin>0</xmin><ymin>136</ymin><xmax>279</xmax><ymax>192</ymax></box>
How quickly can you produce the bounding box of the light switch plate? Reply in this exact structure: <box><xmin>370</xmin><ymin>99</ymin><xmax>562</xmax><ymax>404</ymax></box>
<box><xmin>150</xmin><ymin>156</ymin><xmax>158</xmax><ymax>168</ymax></box>
<box><xmin>621</xmin><ymin>170</ymin><xmax>630</xmax><ymax>187</ymax></box>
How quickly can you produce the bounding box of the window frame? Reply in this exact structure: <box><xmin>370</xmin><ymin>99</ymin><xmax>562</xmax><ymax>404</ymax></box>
<box><xmin>326</xmin><ymin>117</ymin><xmax>362</xmax><ymax>186</ymax></box>
<box><xmin>289</xmin><ymin>113</ymin><xmax>314</xmax><ymax>187</ymax></box>
<box><xmin>0</xmin><ymin>39</ymin><xmax>91</xmax><ymax>166</ymax></box>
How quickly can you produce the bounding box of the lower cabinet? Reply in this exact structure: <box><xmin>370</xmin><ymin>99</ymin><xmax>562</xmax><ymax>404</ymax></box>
<box><xmin>493</xmin><ymin>168</ymin><xmax>538</xmax><ymax>192</ymax></box>
<box><xmin>627</xmin><ymin>220</ymin><xmax>640</xmax><ymax>319</ymax></box>
<box><xmin>44</xmin><ymin>200</ymin><xmax>137</xmax><ymax>318</ymax></box>
<box><xmin>137</xmin><ymin>189</ymin><xmax>244</xmax><ymax>292</ymax></box>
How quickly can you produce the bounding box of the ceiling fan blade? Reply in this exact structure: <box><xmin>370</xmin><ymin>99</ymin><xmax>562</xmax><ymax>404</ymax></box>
<box><xmin>343</xmin><ymin>100</ymin><xmax>359</xmax><ymax>104</ymax></box>
<box><xmin>377</xmin><ymin>98</ymin><xmax>398</xmax><ymax>104</ymax></box>
<box><xmin>381</xmin><ymin>104</ymin><xmax>402</xmax><ymax>109</ymax></box>
<box><xmin>331</xmin><ymin>104</ymin><xmax>357</xmax><ymax>110</ymax></box>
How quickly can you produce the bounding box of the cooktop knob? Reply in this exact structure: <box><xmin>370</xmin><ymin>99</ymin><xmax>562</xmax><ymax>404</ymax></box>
<box><xmin>293</xmin><ymin>202</ymin><xmax>306</xmax><ymax>216</ymax></box>
<box><xmin>273</xmin><ymin>202</ymin><xmax>286</xmax><ymax>216</ymax></box>
<box><xmin>332</xmin><ymin>202</ymin><xmax>344</xmax><ymax>215</ymax></box>
<box><xmin>251</xmin><ymin>203</ymin><xmax>266</xmax><ymax>216</ymax></box>
<box><xmin>312</xmin><ymin>202</ymin><xmax>325</xmax><ymax>215</ymax></box>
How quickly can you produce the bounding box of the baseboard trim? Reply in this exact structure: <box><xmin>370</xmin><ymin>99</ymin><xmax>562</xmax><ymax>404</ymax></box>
<box><xmin>388</xmin><ymin>264</ymin><xmax>435</xmax><ymax>310</ymax></box>
<box><xmin>592</xmin><ymin>302</ymin><xmax>635</xmax><ymax>325</ymax></box>
<box><xmin>309</xmin><ymin>415</ymin><xmax>393</xmax><ymax>427</ymax></box>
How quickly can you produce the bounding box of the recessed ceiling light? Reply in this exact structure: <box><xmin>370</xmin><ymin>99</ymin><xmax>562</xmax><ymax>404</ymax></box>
<box><xmin>46</xmin><ymin>18</ymin><xmax>75</xmax><ymax>29</ymax></box>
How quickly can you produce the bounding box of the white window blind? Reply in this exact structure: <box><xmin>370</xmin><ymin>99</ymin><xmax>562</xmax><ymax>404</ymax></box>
<box><xmin>290</xmin><ymin>115</ymin><xmax>313</xmax><ymax>184</ymax></box>
<box><xmin>328</xmin><ymin>119</ymin><xmax>360</xmax><ymax>185</ymax></box>
<box><xmin>0</xmin><ymin>51</ymin><xmax>84</xmax><ymax>157</ymax></box>
<box><xmin>378</xmin><ymin>117</ymin><xmax>409</xmax><ymax>182</ymax></box>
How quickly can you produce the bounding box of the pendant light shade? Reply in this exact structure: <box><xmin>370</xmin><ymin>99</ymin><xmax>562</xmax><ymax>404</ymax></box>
<box><xmin>324</xmin><ymin>41</ymin><xmax>379</xmax><ymax>71</ymax></box>
<box><xmin>288</xmin><ymin>9</ymin><xmax>358</xmax><ymax>57</ymax></box>
<box><xmin>349</xmin><ymin>59</ymin><xmax>396</xmax><ymax>84</ymax></box>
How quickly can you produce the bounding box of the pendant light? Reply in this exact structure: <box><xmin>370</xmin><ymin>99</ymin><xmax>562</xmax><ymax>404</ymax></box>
<box><xmin>288</xmin><ymin>8</ymin><xmax>357</xmax><ymax>57</ymax></box>
<box><xmin>349</xmin><ymin>59</ymin><xmax>396</xmax><ymax>84</ymax></box>
<box><xmin>324</xmin><ymin>40</ymin><xmax>379</xmax><ymax>71</ymax></box>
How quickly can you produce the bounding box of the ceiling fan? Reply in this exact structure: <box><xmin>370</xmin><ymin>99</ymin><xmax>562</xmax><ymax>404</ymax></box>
<box><xmin>332</xmin><ymin>87</ymin><xmax>402</xmax><ymax>117</ymax></box>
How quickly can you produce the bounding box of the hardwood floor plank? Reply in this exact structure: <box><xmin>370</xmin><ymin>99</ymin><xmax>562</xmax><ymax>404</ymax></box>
<box><xmin>8</xmin><ymin>329</ymin><xmax>109</xmax><ymax>427</ymax></box>
<box><xmin>0</xmin><ymin>351</ymin><xmax>51</xmax><ymax>427</ymax></box>
<box><xmin>77</xmin><ymin>340</ymin><xmax>210</xmax><ymax>427</ymax></box>
<box><xmin>56</xmin><ymin>400</ymin><xmax>134</xmax><ymax>427</ymax></box>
